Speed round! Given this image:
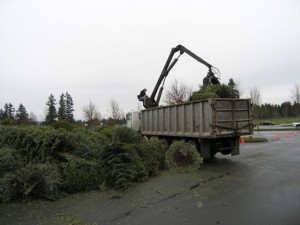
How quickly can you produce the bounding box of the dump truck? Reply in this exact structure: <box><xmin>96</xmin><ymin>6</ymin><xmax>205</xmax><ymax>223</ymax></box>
<box><xmin>127</xmin><ymin>98</ymin><xmax>252</xmax><ymax>158</ymax></box>
<box><xmin>128</xmin><ymin>45</ymin><xmax>253</xmax><ymax>158</ymax></box>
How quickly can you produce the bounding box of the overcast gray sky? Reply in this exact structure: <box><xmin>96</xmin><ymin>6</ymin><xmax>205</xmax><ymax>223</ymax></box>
<box><xmin>1</xmin><ymin>0</ymin><xmax>299</xmax><ymax>120</ymax></box>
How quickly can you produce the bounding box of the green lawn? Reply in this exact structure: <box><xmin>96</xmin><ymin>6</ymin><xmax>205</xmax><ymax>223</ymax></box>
<box><xmin>254</xmin><ymin>118</ymin><xmax>300</xmax><ymax>125</ymax></box>
<box><xmin>272</xmin><ymin>118</ymin><xmax>300</xmax><ymax>124</ymax></box>
<box><xmin>242</xmin><ymin>137</ymin><xmax>268</xmax><ymax>143</ymax></box>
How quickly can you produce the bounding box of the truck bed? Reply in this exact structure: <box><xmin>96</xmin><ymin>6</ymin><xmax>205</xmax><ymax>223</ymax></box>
<box><xmin>140</xmin><ymin>98</ymin><xmax>252</xmax><ymax>138</ymax></box>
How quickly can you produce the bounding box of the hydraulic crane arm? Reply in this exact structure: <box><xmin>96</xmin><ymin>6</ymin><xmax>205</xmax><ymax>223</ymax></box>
<box><xmin>144</xmin><ymin>45</ymin><xmax>217</xmax><ymax>108</ymax></box>
<box><xmin>176</xmin><ymin>45</ymin><xmax>213</xmax><ymax>69</ymax></box>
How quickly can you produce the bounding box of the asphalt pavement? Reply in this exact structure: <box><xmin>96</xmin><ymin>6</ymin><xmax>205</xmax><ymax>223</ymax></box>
<box><xmin>1</xmin><ymin>130</ymin><xmax>300</xmax><ymax>225</ymax></box>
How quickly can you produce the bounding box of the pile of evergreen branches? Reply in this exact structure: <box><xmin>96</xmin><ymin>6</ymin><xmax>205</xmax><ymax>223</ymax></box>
<box><xmin>0</xmin><ymin>126</ymin><xmax>167</xmax><ymax>202</ymax></box>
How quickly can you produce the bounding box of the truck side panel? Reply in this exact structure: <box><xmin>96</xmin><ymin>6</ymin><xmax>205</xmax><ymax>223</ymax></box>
<box><xmin>141</xmin><ymin>100</ymin><xmax>208</xmax><ymax>137</ymax></box>
<box><xmin>141</xmin><ymin>98</ymin><xmax>252</xmax><ymax>138</ymax></box>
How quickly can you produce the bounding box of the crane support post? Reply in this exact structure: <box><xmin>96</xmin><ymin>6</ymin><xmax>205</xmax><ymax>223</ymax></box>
<box><xmin>148</xmin><ymin>47</ymin><xmax>179</xmax><ymax>106</ymax></box>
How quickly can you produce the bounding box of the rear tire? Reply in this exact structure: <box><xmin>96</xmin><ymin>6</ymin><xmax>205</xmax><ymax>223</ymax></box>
<box><xmin>160</xmin><ymin>138</ymin><xmax>169</xmax><ymax>147</ymax></box>
<box><xmin>221</xmin><ymin>150</ymin><xmax>231</xmax><ymax>155</ymax></box>
<box><xmin>187</xmin><ymin>139</ymin><xmax>200</xmax><ymax>151</ymax></box>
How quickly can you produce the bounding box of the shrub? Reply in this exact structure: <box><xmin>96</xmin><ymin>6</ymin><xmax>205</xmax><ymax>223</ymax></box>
<box><xmin>0</xmin><ymin>126</ymin><xmax>20</xmax><ymax>148</ymax></box>
<box><xmin>98</xmin><ymin>126</ymin><xmax>116</xmax><ymax>139</ymax></box>
<box><xmin>59</xmin><ymin>153</ymin><xmax>104</xmax><ymax>193</ymax></box>
<box><xmin>0</xmin><ymin>148</ymin><xmax>24</xmax><ymax>177</ymax></box>
<box><xmin>98</xmin><ymin>126</ymin><xmax>142</xmax><ymax>144</ymax></box>
<box><xmin>191</xmin><ymin>84</ymin><xmax>234</xmax><ymax>100</ymax></box>
<box><xmin>165</xmin><ymin>140</ymin><xmax>203</xmax><ymax>172</ymax></box>
<box><xmin>134</xmin><ymin>138</ymin><xmax>167</xmax><ymax>176</ymax></box>
<box><xmin>0</xmin><ymin>125</ymin><xmax>168</xmax><ymax>201</ymax></box>
<box><xmin>0</xmin><ymin>118</ymin><xmax>14</xmax><ymax>126</ymax></box>
<box><xmin>0</xmin><ymin>126</ymin><xmax>68</xmax><ymax>163</ymax></box>
<box><xmin>114</xmin><ymin>127</ymin><xmax>143</xmax><ymax>144</ymax></box>
<box><xmin>0</xmin><ymin>163</ymin><xmax>62</xmax><ymax>203</ymax></box>
<box><xmin>66</xmin><ymin>128</ymin><xmax>108</xmax><ymax>159</ymax></box>
<box><xmin>0</xmin><ymin>126</ymin><xmax>109</xmax><ymax>162</ymax></box>
<box><xmin>54</xmin><ymin>120</ymin><xmax>74</xmax><ymax>131</ymax></box>
<box><xmin>100</xmin><ymin>142</ymin><xmax>147</xmax><ymax>189</ymax></box>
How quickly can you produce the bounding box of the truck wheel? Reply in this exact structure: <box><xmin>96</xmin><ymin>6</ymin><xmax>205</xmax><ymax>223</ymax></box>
<box><xmin>187</xmin><ymin>139</ymin><xmax>200</xmax><ymax>151</ymax></box>
<box><xmin>211</xmin><ymin>151</ymin><xmax>217</xmax><ymax>157</ymax></box>
<box><xmin>160</xmin><ymin>138</ymin><xmax>169</xmax><ymax>147</ymax></box>
<box><xmin>203</xmin><ymin>151</ymin><xmax>217</xmax><ymax>163</ymax></box>
<box><xmin>221</xmin><ymin>150</ymin><xmax>231</xmax><ymax>155</ymax></box>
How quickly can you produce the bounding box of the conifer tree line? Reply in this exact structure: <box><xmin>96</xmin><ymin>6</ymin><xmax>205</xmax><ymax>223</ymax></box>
<box><xmin>0</xmin><ymin>92</ymin><xmax>74</xmax><ymax>125</ymax></box>
<box><xmin>1</xmin><ymin>82</ymin><xmax>299</xmax><ymax>126</ymax></box>
<box><xmin>0</xmin><ymin>92</ymin><xmax>125</xmax><ymax>126</ymax></box>
<box><xmin>0</xmin><ymin>103</ymin><xmax>30</xmax><ymax>125</ymax></box>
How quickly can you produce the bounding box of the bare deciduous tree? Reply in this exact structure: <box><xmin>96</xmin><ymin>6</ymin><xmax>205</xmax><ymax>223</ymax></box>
<box><xmin>29</xmin><ymin>112</ymin><xmax>38</xmax><ymax>123</ymax></box>
<box><xmin>291</xmin><ymin>82</ymin><xmax>300</xmax><ymax>104</ymax></box>
<box><xmin>249</xmin><ymin>86</ymin><xmax>262</xmax><ymax>107</ymax></box>
<box><xmin>234</xmin><ymin>79</ymin><xmax>243</xmax><ymax>97</ymax></box>
<box><xmin>107</xmin><ymin>99</ymin><xmax>124</xmax><ymax>124</ymax></box>
<box><xmin>82</xmin><ymin>100</ymin><xmax>101</xmax><ymax>121</ymax></box>
<box><xmin>291</xmin><ymin>83</ymin><xmax>300</xmax><ymax>116</ymax></box>
<box><xmin>249</xmin><ymin>86</ymin><xmax>262</xmax><ymax>122</ymax></box>
<box><xmin>164</xmin><ymin>79</ymin><xmax>193</xmax><ymax>105</ymax></box>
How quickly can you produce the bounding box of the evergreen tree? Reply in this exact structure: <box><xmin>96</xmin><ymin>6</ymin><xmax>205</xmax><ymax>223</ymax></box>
<box><xmin>0</xmin><ymin>109</ymin><xmax>4</xmax><ymax>120</ymax></box>
<box><xmin>57</xmin><ymin>93</ymin><xmax>66</xmax><ymax>120</ymax></box>
<box><xmin>280</xmin><ymin>101</ymin><xmax>292</xmax><ymax>118</ymax></box>
<box><xmin>190</xmin><ymin>78</ymin><xmax>242</xmax><ymax>101</ymax></box>
<box><xmin>57</xmin><ymin>92</ymin><xmax>74</xmax><ymax>122</ymax></box>
<box><xmin>45</xmin><ymin>94</ymin><xmax>57</xmax><ymax>125</ymax></box>
<box><xmin>15</xmin><ymin>104</ymin><xmax>29</xmax><ymax>124</ymax></box>
<box><xmin>3</xmin><ymin>103</ymin><xmax>15</xmax><ymax>118</ymax></box>
<box><xmin>190</xmin><ymin>84</ymin><xmax>233</xmax><ymax>101</ymax></box>
<box><xmin>292</xmin><ymin>102</ymin><xmax>300</xmax><ymax>117</ymax></box>
<box><xmin>0</xmin><ymin>103</ymin><xmax>15</xmax><ymax>125</ymax></box>
<box><xmin>65</xmin><ymin>92</ymin><xmax>74</xmax><ymax>121</ymax></box>
<box><xmin>228</xmin><ymin>78</ymin><xmax>240</xmax><ymax>98</ymax></box>
<box><xmin>2</xmin><ymin>105</ymin><xmax>8</xmax><ymax>118</ymax></box>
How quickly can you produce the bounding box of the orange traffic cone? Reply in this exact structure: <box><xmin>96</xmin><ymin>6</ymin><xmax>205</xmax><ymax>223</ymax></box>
<box><xmin>276</xmin><ymin>134</ymin><xmax>280</xmax><ymax>140</ymax></box>
<box><xmin>240</xmin><ymin>137</ymin><xmax>245</xmax><ymax>144</ymax></box>
<box><xmin>286</xmin><ymin>132</ymin><xmax>290</xmax><ymax>139</ymax></box>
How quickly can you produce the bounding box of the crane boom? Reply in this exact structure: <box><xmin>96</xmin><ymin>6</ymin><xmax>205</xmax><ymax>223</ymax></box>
<box><xmin>143</xmin><ymin>45</ymin><xmax>218</xmax><ymax>108</ymax></box>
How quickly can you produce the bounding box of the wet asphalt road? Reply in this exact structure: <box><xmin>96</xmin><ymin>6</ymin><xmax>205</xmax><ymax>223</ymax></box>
<box><xmin>115</xmin><ymin>130</ymin><xmax>300</xmax><ymax>225</ymax></box>
<box><xmin>1</xmin><ymin>130</ymin><xmax>300</xmax><ymax>225</ymax></box>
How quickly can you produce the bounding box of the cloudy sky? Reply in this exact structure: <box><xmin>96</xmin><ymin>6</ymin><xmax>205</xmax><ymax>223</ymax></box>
<box><xmin>0</xmin><ymin>0</ymin><xmax>299</xmax><ymax>120</ymax></box>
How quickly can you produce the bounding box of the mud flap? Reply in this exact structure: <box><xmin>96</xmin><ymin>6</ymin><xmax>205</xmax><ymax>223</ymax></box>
<box><xmin>231</xmin><ymin>137</ymin><xmax>240</xmax><ymax>156</ymax></box>
<box><xmin>200</xmin><ymin>142</ymin><xmax>211</xmax><ymax>159</ymax></box>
